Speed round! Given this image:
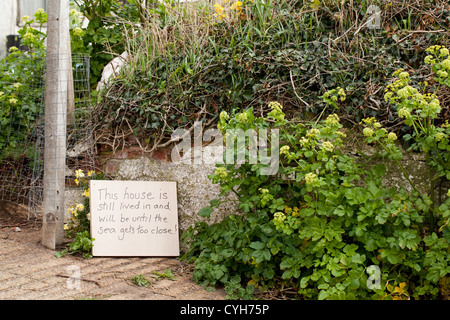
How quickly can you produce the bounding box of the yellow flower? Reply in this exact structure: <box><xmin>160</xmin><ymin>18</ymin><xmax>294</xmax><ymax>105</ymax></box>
<box><xmin>220</xmin><ymin>111</ymin><xmax>229</xmax><ymax>122</ymax></box>
<box><xmin>231</xmin><ymin>1</ymin><xmax>242</xmax><ymax>11</ymax></box>
<box><xmin>274</xmin><ymin>212</ymin><xmax>286</xmax><ymax>222</ymax></box>
<box><xmin>440</xmin><ymin>47</ymin><xmax>449</xmax><ymax>57</ymax></box>
<box><xmin>307</xmin><ymin>128</ymin><xmax>320</xmax><ymax>138</ymax></box>
<box><xmin>214</xmin><ymin>3</ymin><xmax>224</xmax><ymax>14</ymax></box>
<box><xmin>442</xmin><ymin>59</ymin><xmax>450</xmax><ymax>70</ymax></box>
<box><xmin>280</xmin><ymin>145</ymin><xmax>290</xmax><ymax>155</ymax></box>
<box><xmin>398</xmin><ymin>107</ymin><xmax>411</xmax><ymax>118</ymax></box>
<box><xmin>237</xmin><ymin>112</ymin><xmax>248</xmax><ymax>123</ymax></box>
<box><xmin>424</xmin><ymin>55</ymin><xmax>434</xmax><ymax>65</ymax></box>
<box><xmin>75</xmin><ymin>169</ymin><xmax>84</xmax><ymax>178</ymax></box>
<box><xmin>304</xmin><ymin>172</ymin><xmax>318</xmax><ymax>185</ymax></box>
<box><xmin>23</xmin><ymin>32</ymin><xmax>35</xmax><ymax>42</ymax></box>
<box><xmin>325</xmin><ymin>114</ymin><xmax>340</xmax><ymax>126</ymax></box>
<box><xmin>387</xmin><ymin>132</ymin><xmax>397</xmax><ymax>141</ymax></box>
<box><xmin>435</xmin><ymin>132</ymin><xmax>446</xmax><ymax>142</ymax></box>
<box><xmin>87</xmin><ymin>170</ymin><xmax>96</xmax><ymax>177</ymax></box>
<box><xmin>64</xmin><ymin>224</ymin><xmax>69</xmax><ymax>231</ymax></box>
<box><xmin>215</xmin><ymin>167</ymin><xmax>228</xmax><ymax>179</ymax></box>
<box><xmin>321</xmin><ymin>141</ymin><xmax>334</xmax><ymax>152</ymax></box>
<box><xmin>214</xmin><ymin>4</ymin><xmax>226</xmax><ymax>20</ymax></box>
<box><xmin>398</xmin><ymin>71</ymin><xmax>409</xmax><ymax>79</ymax></box>
<box><xmin>83</xmin><ymin>188</ymin><xmax>90</xmax><ymax>197</ymax></box>
<box><xmin>72</xmin><ymin>27</ymin><xmax>83</xmax><ymax>37</ymax></box>
<box><xmin>74</xmin><ymin>178</ymin><xmax>80</xmax><ymax>185</ymax></box>
<box><xmin>9</xmin><ymin>98</ymin><xmax>18</xmax><ymax>105</ymax></box>
<box><xmin>76</xmin><ymin>203</ymin><xmax>85</xmax><ymax>212</ymax></box>
<box><xmin>363</xmin><ymin>128</ymin><xmax>374</xmax><ymax>137</ymax></box>
<box><xmin>268</xmin><ymin>101</ymin><xmax>283</xmax><ymax>112</ymax></box>
<box><xmin>13</xmin><ymin>83</ymin><xmax>21</xmax><ymax>89</ymax></box>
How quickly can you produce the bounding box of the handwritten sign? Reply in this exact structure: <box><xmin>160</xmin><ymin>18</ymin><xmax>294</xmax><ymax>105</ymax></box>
<box><xmin>89</xmin><ymin>180</ymin><xmax>179</xmax><ymax>257</ymax></box>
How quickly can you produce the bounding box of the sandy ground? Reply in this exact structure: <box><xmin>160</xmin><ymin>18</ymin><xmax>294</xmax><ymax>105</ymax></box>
<box><xmin>0</xmin><ymin>204</ymin><xmax>226</xmax><ymax>300</ymax></box>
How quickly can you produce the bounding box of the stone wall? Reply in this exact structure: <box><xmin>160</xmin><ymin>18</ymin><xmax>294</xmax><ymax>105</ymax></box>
<box><xmin>65</xmin><ymin>147</ymin><xmax>238</xmax><ymax>235</ymax></box>
<box><xmin>64</xmin><ymin>137</ymin><xmax>443</xmax><ymax>236</ymax></box>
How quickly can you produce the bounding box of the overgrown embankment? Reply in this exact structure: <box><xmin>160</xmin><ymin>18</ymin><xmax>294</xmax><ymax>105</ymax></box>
<box><xmin>92</xmin><ymin>0</ymin><xmax>449</xmax><ymax>152</ymax></box>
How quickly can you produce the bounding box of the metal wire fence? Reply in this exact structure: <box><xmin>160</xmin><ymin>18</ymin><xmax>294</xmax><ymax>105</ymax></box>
<box><xmin>0</xmin><ymin>53</ymin><xmax>94</xmax><ymax>220</ymax></box>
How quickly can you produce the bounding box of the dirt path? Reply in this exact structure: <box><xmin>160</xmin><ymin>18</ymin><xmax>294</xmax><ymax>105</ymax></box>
<box><xmin>0</xmin><ymin>217</ymin><xmax>226</xmax><ymax>300</ymax></box>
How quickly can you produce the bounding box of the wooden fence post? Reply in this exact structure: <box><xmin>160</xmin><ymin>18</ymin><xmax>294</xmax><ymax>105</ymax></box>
<box><xmin>42</xmin><ymin>0</ymin><xmax>70</xmax><ymax>249</ymax></box>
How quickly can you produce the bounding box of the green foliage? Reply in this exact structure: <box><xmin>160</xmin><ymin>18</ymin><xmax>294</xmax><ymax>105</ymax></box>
<box><xmin>0</xmin><ymin>10</ymin><xmax>47</xmax><ymax>153</ymax></box>
<box><xmin>131</xmin><ymin>274</ymin><xmax>152</xmax><ymax>287</ymax></box>
<box><xmin>65</xmin><ymin>170</ymin><xmax>104</xmax><ymax>238</ymax></box>
<box><xmin>151</xmin><ymin>268</ymin><xmax>177</xmax><ymax>281</ymax></box>
<box><xmin>93</xmin><ymin>0</ymin><xmax>449</xmax><ymax>150</ymax></box>
<box><xmin>57</xmin><ymin>170</ymin><xmax>104</xmax><ymax>259</ymax></box>
<box><xmin>56</xmin><ymin>231</ymin><xmax>95</xmax><ymax>259</ymax></box>
<box><xmin>182</xmin><ymin>91</ymin><xmax>449</xmax><ymax>299</ymax></box>
<box><xmin>363</xmin><ymin>46</ymin><xmax>450</xmax><ymax>233</ymax></box>
<box><xmin>72</xmin><ymin>0</ymin><xmax>141</xmax><ymax>87</ymax></box>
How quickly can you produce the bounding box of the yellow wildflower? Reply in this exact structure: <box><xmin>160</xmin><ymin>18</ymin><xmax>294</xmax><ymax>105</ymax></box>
<box><xmin>76</xmin><ymin>203</ymin><xmax>84</xmax><ymax>212</ymax></box>
<box><xmin>72</xmin><ymin>27</ymin><xmax>83</xmax><ymax>37</ymax></box>
<box><xmin>215</xmin><ymin>167</ymin><xmax>228</xmax><ymax>179</ymax></box>
<box><xmin>325</xmin><ymin>114</ymin><xmax>340</xmax><ymax>126</ymax></box>
<box><xmin>321</xmin><ymin>141</ymin><xmax>334</xmax><ymax>152</ymax></box>
<box><xmin>305</xmin><ymin>172</ymin><xmax>318</xmax><ymax>185</ymax></box>
<box><xmin>435</xmin><ymin>132</ymin><xmax>446</xmax><ymax>142</ymax></box>
<box><xmin>231</xmin><ymin>1</ymin><xmax>242</xmax><ymax>11</ymax></box>
<box><xmin>274</xmin><ymin>212</ymin><xmax>286</xmax><ymax>222</ymax></box>
<box><xmin>214</xmin><ymin>3</ymin><xmax>225</xmax><ymax>20</ymax></box>
<box><xmin>280</xmin><ymin>145</ymin><xmax>290</xmax><ymax>155</ymax></box>
<box><xmin>387</xmin><ymin>132</ymin><xmax>397</xmax><ymax>141</ymax></box>
<box><xmin>75</xmin><ymin>169</ymin><xmax>84</xmax><ymax>178</ymax></box>
<box><xmin>363</xmin><ymin>128</ymin><xmax>374</xmax><ymax>137</ymax></box>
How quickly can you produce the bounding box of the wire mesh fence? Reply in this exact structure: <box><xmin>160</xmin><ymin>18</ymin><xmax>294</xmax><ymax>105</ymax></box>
<box><xmin>0</xmin><ymin>53</ymin><xmax>94</xmax><ymax>220</ymax></box>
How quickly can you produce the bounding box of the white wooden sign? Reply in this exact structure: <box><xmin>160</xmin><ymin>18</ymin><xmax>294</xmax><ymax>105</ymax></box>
<box><xmin>89</xmin><ymin>180</ymin><xmax>179</xmax><ymax>257</ymax></box>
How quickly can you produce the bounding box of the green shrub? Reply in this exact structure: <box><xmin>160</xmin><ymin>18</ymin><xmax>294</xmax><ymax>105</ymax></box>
<box><xmin>0</xmin><ymin>10</ymin><xmax>47</xmax><ymax>154</ymax></box>
<box><xmin>93</xmin><ymin>0</ymin><xmax>449</xmax><ymax>151</ymax></box>
<box><xmin>182</xmin><ymin>86</ymin><xmax>449</xmax><ymax>299</ymax></box>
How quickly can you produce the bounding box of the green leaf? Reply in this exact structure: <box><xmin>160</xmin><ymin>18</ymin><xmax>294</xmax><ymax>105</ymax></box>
<box><xmin>198</xmin><ymin>206</ymin><xmax>213</xmax><ymax>217</ymax></box>
<box><xmin>250</xmin><ymin>241</ymin><xmax>265</xmax><ymax>250</ymax></box>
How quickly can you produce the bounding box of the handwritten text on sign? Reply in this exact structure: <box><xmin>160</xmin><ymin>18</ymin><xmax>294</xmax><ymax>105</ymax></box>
<box><xmin>89</xmin><ymin>180</ymin><xmax>179</xmax><ymax>256</ymax></box>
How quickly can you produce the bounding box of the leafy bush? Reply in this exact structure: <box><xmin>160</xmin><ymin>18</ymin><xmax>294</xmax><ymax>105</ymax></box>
<box><xmin>57</xmin><ymin>169</ymin><xmax>103</xmax><ymax>259</ymax></box>
<box><xmin>93</xmin><ymin>0</ymin><xmax>449</xmax><ymax>152</ymax></box>
<box><xmin>0</xmin><ymin>10</ymin><xmax>47</xmax><ymax>154</ymax></box>
<box><xmin>182</xmin><ymin>85</ymin><xmax>449</xmax><ymax>299</ymax></box>
<box><xmin>72</xmin><ymin>0</ymin><xmax>141</xmax><ymax>87</ymax></box>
